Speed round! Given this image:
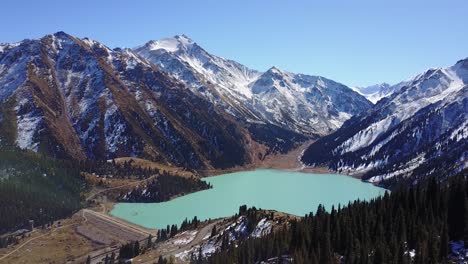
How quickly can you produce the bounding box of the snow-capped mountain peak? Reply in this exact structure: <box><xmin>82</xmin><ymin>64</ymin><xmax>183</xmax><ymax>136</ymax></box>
<box><xmin>144</xmin><ymin>35</ymin><xmax>195</xmax><ymax>53</ymax></box>
<box><xmin>267</xmin><ymin>66</ymin><xmax>282</xmax><ymax>74</ymax></box>
<box><xmin>302</xmin><ymin>58</ymin><xmax>468</xmax><ymax>185</ymax></box>
<box><xmin>352</xmin><ymin>83</ymin><xmax>395</xmax><ymax>103</ymax></box>
<box><xmin>355</xmin><ymin>82</ymin><xmax>391</xmax><ymax>94</ymax></box>
<box><xmin>0</xmin><ymin>31</ymin><xmax>259</xmax><ymax>169</ymax></box>
<box><xmin>134</xmin><ymin>36</ymin><xmax>372</xmax><ymax>136</ymax></box>
<box><xmin>452</xmin><ymin>57</ymin><xmax>468</xmax><ymax>80</ymax></box>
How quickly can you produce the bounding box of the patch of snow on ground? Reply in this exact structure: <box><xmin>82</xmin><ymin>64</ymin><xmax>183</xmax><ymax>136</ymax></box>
<box><xmin>171</xmin><ymin>230</ymin><xmax>197</xmax><ymax>246</ymax></box>
<box><xmin>404</xmin><ymin>249</ymin><xmax>416</xmax><ymax>259</ymax></box>
<box><xmin>233</xmin><ymin>218</ymin><xmax>248</xmax><ymax>236</ymax></box>
<box><xmin>174</xmin><ymin>249</ymin><xmax>191</xmax><ymax>260</ymax></box>
<box><xmin>450</xmin><ymin>121</ymin><xmax>468</xmax><ymax>142</ymax></box>
<box><xmin>337</xmin><ymin>117</ymin><xmax>394</xmax><ymax>154</ymax></box>
<box><xmin>201</xmin><ymin>239</ymin><xmax>217</xmax><ymax>256</ymax></box>
<box><xmin>449</xmin><ymin>240</ymin><xmax>468</xmax><ymax>262</ymax></box>
<box><xmin>104</xmin><ymin>104</ymin><xmax>127</xmax><ymax>153</ymax></box>
<box><xmin>148</xmin><ymin>38</ymin><xmax>181</xmax><ymax>53</ymax></box>
<box><xmin>15</xmin><ymin>107</ymin><xmax>42</xmax><ymax>151</ymax></box>
<box><xmin>367</xmin><ymin>154</ymin><xmax>425</xmax><ymax>183</ymax></box>
<box><xmin>251</xmin><ymin>218</ymin><xmax>272</xmax><ymax>238</ymax></box>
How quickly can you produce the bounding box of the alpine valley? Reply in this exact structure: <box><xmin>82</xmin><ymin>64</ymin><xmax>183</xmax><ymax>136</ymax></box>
<box><xmin>1</xmin><ymin>31</ymin><xmax>467</xmax><ymax>264</ymax></box>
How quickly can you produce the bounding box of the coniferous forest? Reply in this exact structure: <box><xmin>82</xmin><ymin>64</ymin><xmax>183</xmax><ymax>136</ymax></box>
<box><xmin>78</xmin><ymin>159</ymin><xmax>161</xmax><ymax>179</ymax></box>
<box><xmin>120</xmin><ymin>173</ymin><xmax>212</xmax><ymax>203</ymax></box>
<box><xmin>206</xmin><ymin>171</ymin><xmax>468</xmax><ymax>264</ymax></box>
<box><xmin>0</xmin><ymin>146</ymin><xmax>83</xmax><ymax>234</ymax></box>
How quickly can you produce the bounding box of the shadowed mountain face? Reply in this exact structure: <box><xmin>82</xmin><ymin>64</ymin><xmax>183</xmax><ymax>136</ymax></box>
<box><xmin>0</xmin><ymin>32</ymin><xmax>372</xmax><ymax>169</ymax></box>
<box><xmin>302</xmin><ymin>58</ymin><xmax>468</xmax><ymax>186</ymax></box>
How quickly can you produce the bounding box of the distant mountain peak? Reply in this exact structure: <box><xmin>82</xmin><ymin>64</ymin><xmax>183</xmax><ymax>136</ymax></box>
<box><xmin>268</xmin><ymin>66</ymin><xmax>280</xmax><ymax>71</ymax></box>
<box><xmin>143</xmin><ymin>34</ymin><xmax>196</xmax><ymax>53</ymax></box>
<box><xmin>453</xmin><ymin>57</ymin><xmax>468</xmax><ymax>73</ymax></box>
<box><xmin>174</xmin><ymin>34</ymin><xmax>194</xmax><ymax>43</ymax></box>
<box><xmin>354</xmin><ymin>82</ymin><xmax>390</xmax><ymax>93</ymax></box>
<box><xmin>352</xmin><ymin>82</ymin><xmax>395</xmax><ymax>104</ymax></box>
<box><xmin>54</xmin><ymin>30</ymin><xmax>72</xmax><ymax>37</ymax></box>
<box><xmin>265</xmin><ymin>66</ymin><xmax>284</xmax><ymax>76</ymax></box>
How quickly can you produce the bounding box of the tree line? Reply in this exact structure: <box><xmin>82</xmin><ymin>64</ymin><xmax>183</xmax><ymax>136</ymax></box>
<box><xmin>78</xmin><ymin>159</ymin><xmax>160</xmax><ymax>179</ymax></box>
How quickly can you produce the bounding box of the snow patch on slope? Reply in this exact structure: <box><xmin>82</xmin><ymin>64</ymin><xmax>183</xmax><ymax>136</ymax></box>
<box><xmin>367</xmin><ymin>154</ymin><xmax>426</xmax><ymax>183</ymax></box>
<box><xmin>15</xmin><ymin>106</ymin><xmax>42</xmax><ymax>151</ymax></box>
<box><xmin>251</xmin><ymin>218</ymin><xmax>272</xmax><ymax>238</ymax></box>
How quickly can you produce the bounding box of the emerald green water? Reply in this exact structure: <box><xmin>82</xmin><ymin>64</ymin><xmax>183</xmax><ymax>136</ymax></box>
<box><xmin>110</xmin><ymin>169</ymin><xmax>386</xmax><ymax>229</ymax></box>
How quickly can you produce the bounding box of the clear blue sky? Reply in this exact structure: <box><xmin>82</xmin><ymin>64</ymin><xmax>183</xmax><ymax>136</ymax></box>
<box><xmin>2</xmin><ymin>0</ymin><xmax>467</xmax><ymax>86</ymax></box>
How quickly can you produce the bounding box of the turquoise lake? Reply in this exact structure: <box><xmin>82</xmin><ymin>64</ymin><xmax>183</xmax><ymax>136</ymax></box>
<box><xmin>110</xmin><ymin>169</ymin><xmax>387</xmax><ymax>229</ymax></box>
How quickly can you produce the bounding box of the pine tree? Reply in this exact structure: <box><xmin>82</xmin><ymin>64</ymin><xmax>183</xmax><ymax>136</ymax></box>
<box><xmin>158</xmin><ymin>255</ymin><xmax>165</xmax><ymax>264</ymax></box>
<box><xmin>210</xmin><ymin>225</ymin><xmax>217</xmax><ymax>238</ymax></box>
<box><xmin>134</xmin><ymin>240</ymin><xmax>140</xmax><ymax>256</ymax></box>
<box><xmin>147</xmin><ymin>234</ymin><xmax>153</xmax><ymax>249</ymax></box>
<box><xmin>110</xmin><ymin>252</ymin><xmax>115</xmax><ymax>264</ymax></box>
<box><xmin>439</xmin><ymin>223</ymin><xmax>449</xmax><ymax>262</ymax></box>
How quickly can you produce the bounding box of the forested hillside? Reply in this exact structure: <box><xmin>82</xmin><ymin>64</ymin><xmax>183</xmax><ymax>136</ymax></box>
<box><xmin>206</xmin><ymin>170</ymin><xmax>468</xmax><ymax>264</ymax></box>
<box><xmin>0</xmin><ymin>146</ymin><xmax>83</xmax><ymax>233</ymax></box>
<box><xmin>119</xmin><ymin>173</ymin><xmax>212</xmax><ymax>203</ymax></box>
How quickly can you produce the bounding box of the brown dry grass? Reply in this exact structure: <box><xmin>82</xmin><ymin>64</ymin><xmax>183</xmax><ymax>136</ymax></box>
<box><xmin>0</xmin><ymin>214</ymin><xmax>95</xmax><ymax>264</ymax></box>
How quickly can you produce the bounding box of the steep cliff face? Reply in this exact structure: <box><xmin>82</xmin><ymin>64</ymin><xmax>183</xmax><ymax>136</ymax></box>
<box><xmin>302</xmin><ymin>58</ymin><xmax>468</xmax><ymax>185</ymax></box>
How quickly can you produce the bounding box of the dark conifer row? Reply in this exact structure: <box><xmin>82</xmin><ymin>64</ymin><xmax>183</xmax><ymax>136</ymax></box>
<box><xmin>154</xmin><ymin>216</ymin><xmax>201</xmax><ymax>243</ymax></box>
<box><xmin>119</xmin><ymin>240</ymin><xmax>141</xmax><ymax>260</ymax></box>
<box><xmin>120</xmin><ymin>174</ymin><xmax>212</xmax><ymax>203</ymax></box>
<box><xmin>78</xmin><ymin>159</ymin><xmax>160</xmax><ymax>179</ymax></box>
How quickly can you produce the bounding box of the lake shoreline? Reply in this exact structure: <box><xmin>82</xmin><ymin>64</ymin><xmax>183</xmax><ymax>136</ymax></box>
<box><xmin>105</xmin><ymin>142</ymin><xmax>383</xmax><ymax>230</ymax></box>
<box><xmin>110</xmin><ymin>169</ymin><xmax>387</xmax><ymax>230</ymax></box>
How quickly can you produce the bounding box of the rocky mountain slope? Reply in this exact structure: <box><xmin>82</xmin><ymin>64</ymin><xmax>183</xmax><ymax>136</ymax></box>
<box><xmin>134</xmin><ymin>35</ymin><xmax>372</xmax><ymax>137</ymax></box>
<box><xmin>302</xmin><ymin>58</ymin><xmax>468</xmax><ymax>186</ymax></box>
<box><xmin>0</xmin><ymin>32</ymin><xmax>257</xmax><ymax>169</ymax></box>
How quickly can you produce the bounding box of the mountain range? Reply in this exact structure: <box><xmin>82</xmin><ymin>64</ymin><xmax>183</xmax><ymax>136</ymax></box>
<box><xmin>0</xmin><ymin>32</ymin><xmax>466</xmax><ymax>180</ymax></box>
<box><xmin>302</xmin><ymin>58</ymin><xmax>468</xmax><ymax>186</ymax></box>
<box><xmin>0</xmin><ymin>32</ymin><xmax>371</xmax><ymax>169</ymax></box>
<box><xmin>134</xmin><ymin>35</ymin><xmax>372</xmax><ymax>136</ymax></box>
